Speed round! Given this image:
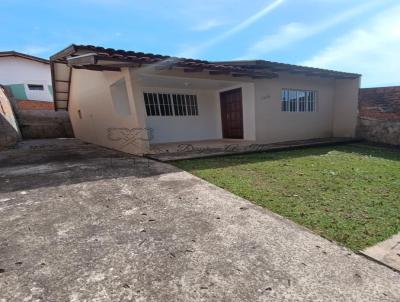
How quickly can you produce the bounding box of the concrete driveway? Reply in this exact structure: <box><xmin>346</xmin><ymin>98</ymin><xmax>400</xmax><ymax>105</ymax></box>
<box><xmin>1</xmin><ymin>139</ymin><xmax>399</xmax><ymax>301</ymax></box>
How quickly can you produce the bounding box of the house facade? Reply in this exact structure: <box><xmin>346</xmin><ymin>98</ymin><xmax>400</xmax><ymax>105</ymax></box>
<box><xmin>0</xmin><ymin>51</ymin><xmax>53</xmax><ymax>102</ymax></box>
<box><xmin>50</xmin><ymin>44</ymin><xmax>360</xmax><ymax>155</ymax></box>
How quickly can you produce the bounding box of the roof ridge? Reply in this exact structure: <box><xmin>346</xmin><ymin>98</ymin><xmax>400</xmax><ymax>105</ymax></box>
<box><xmin>0</xmin><ymin>51</ymin><xmax>49</xmax><ymax>64</ymax></box>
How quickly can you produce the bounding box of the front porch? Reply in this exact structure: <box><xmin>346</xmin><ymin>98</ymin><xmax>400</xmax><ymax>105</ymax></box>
<box><xmin>147</xmin><ymin>137</ymin><xmax>361</xmax><ymax>161</ymax></box>
<box><xmin>138</xmin><ymin>72</ymin><xmax>256</xmax><ymax>148</ymax></box>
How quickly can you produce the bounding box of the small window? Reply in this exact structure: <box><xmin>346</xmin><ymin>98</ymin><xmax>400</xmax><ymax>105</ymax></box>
<box><xmin>144</xmin><ymin>92</ymin><xmax>198</xmax><ymax>117</ymax></box>
<box><xmin>281</xmin><ymin>89</ymin><xmax>317</xmax><ymax>112</ymax></box>
<box><xmin>27</xmin><ymin>84</ymin><xmax>44</xmax><ymax>91</ymax></box>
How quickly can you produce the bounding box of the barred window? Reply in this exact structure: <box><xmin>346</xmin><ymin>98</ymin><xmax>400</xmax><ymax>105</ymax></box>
<box><xmin>172</xmin><ymin>94</ymin><xmax>187</xmax><ymax>116</ymax></box>
<box><xmin>158</xmin><ymin>93</ymin><xmax>173</xmax><ymax>116</ymax></box>
<box><xmin>186</xmin><ymin>95</ymin><xmax>199</xmax><ymax>116</ymax></box>
<box><xmin>144</xmin><ymin>92</ymin><xmax>198</xmax><ymax>117</ymax></box>
<box><xmin>144</xmin><ymin>93</ymin><xmax>173</xmax><ymax>116</ymax></box>
<box><xmin>282</xmin><ymin>89</ymin><xmax>317</xmax><ymax>112</ymax></box>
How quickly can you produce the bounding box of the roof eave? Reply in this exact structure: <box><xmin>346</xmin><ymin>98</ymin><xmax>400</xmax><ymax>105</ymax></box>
<box><xmin>213</xmin><ymin>60</ymin><xmax>361</xmax><ymax>79</ymax></box>
<box><xmin>50</xmin><ymin>44</ymin><xmax>77</xmax><ymax>62</ymax></box>
<box><xmin>0</xmin><ymin>51</ymin><xmax>49</xmax><ymax>64</ymax></box>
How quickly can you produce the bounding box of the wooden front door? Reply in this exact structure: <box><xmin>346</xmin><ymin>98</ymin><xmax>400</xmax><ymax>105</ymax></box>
<box><xmin>220</xmin><ymin>88</ymin><xmax>244</xmax><ymax>139</ymax></box>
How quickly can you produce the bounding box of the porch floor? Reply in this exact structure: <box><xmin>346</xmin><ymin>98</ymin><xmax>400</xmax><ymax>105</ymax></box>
<box><xmin>146</xmin><ymin>137</ymin><xmax>361</xmax><ymax>161</ymax></box>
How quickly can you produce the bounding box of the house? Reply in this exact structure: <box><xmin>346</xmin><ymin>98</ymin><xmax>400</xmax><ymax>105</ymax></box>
<box><xmin>0</xmin><ymin>51</ymin><xmax>53</xmax><ymax>102</ymax></box>
<box><xmin>50</xmin><ymin>44</ymin><xmax>360</xmax><ymax>155</ymax></box>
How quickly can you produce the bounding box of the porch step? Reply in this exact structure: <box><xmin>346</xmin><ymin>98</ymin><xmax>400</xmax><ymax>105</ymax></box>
<box><xmin>146</xmin><ymin>137</ymin><xmax>363</xmax><ymax>162</ymax></box>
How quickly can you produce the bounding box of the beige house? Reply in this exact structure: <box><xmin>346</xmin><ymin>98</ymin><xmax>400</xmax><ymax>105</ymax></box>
<box><xmin>50</xmin><ymin>44</ymin><xmax>360</xmax><ymax>155</ymax></box>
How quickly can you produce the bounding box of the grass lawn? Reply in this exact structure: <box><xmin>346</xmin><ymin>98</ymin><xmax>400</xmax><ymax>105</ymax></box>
<box><xmin>173</xmin><ymin>143</ymin><xmax>400</xmax><ymax>251</ymax></box>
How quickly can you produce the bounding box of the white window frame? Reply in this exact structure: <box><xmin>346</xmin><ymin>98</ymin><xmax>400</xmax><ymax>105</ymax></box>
<box><xmin>281</xmin><ymin>88</ymin><xmax>317</xmax><ymax>113</ymax></box>
<box><xmin>144</xmin><ymin>91</ymin><xmax>198</xmax><ymax>117</ymax></box>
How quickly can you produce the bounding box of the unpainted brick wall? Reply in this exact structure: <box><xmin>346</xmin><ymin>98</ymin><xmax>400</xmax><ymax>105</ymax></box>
<box><xmin>357</xmin><ymin>86</ymin><xmax>400</xmax><ymax>145</ymax></box>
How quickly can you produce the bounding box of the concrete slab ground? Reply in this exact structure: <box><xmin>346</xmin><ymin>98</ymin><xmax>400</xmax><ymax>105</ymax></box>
<box><xmin>362</xmin><ymin>233</ymin><xmax>400</xmax><ymax>272</ymax></box>
<box><xmin>0</xmin><ymin>139</ymin><xmax>399</xmax><ymax>301</ymax></box>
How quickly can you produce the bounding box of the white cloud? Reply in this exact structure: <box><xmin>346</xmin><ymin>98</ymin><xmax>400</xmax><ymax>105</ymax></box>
<box><xmin>178</xmin><ymin>0</ymin><xmax>285</xmax><ymax>57</ymax></box>
<box><xmin>191</xmin><ymin>19</ymin><xmax>227</xmax><ymax>32</ymax></box>
<box><xmin>20</xmin><ymin>45</ymin><xmax>51</xmax><ymax>56</ymax></box>
<box><xmin>240</xmin><ymin>1</ymin><xmax>382</xmax><ymax>59</ymax></box>
<box><xmin>302</xmin><ymin>5</ymin><xmax>400</xmax><ymax>87</ymax></box>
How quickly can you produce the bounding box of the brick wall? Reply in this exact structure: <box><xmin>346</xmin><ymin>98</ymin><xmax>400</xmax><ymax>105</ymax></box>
<box><xmin>17</xmin><ymin>100</ymin><xmax>55</xmax><ymax>110</ymax></box>
<box><xmin>357</xmin><ymin>86</ymin><xmax>400</xmax><ymax>145</ymax></box>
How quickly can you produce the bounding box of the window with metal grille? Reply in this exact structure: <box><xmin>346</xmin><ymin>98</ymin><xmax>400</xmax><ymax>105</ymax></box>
<box><xmin>172</xmin><ymin>94</ymin><xmax>198</xmax><ymax>116</ymax></box>
<box><xmin>158</xmin><ymin>93</ymin><xmax>173</xmax><ymax>116</ymax></box>
<box><xmin>144</xmin><ymin>93</ymin><xmax>160</xmax><ymax>116</ymax></box>
<box><xmin>144</xmin><ymin>92</ymin><xmax>198</xmax><ymax>116</ymax></box>
<box><xmin>281</xmin><ymin>89</ymin><xmax>317</xmax><ymax>112</ymax></box>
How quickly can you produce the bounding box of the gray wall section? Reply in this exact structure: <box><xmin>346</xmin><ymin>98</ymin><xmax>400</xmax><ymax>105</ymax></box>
<box><xmin>3</xmin><ymin>86</ymin><xmax>74</xmax><ymax>139</ymax></box>
<box><xmin>357</xmin><ymin>86</ymin><xmax>400</xmax><ymax>146</ymax></box>
<box><xmin>15</xmin><ymin>108</ymin><xmax>74</xmax><ymax>139</ymax></box>
<box><xmin>357</xmin><ymin>118</ymin><xmax>400</xmax><ymax>146</ymax></box>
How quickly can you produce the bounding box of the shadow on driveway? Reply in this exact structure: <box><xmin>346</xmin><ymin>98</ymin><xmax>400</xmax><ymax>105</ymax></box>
<box><xmin>0</xmin><ymin>139</ymin><xmax>175</xmax><ymax>193</ymax></box>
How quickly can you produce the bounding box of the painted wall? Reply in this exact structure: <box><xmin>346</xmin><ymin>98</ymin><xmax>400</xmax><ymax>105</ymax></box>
<box><xmin>142</xmin><ymin>88</ymin><xmax>222</xmax><ymax>144</ymax></box>
<box><xmin>0</xmin><ymin>57</ymin><xmax>53</xmax><ymax>102</ymax></box>
<box><xmin>0</xmin><ymin>86</ymin><xmax>20</xmax><ymax>148</ymax></box>
<box><xmin>68</xmin><ymin>68</ymin><xmax>149</xmax><ymax>155</ymax></box>
<box><xmin>254</xmin><ymin>73</ymin><xmax>359</xmax><ymax>143</ymax></box>
<box><xmin>332</xmin><ymin>78</ymin><xmax>360</xmax><ymax>137</ymax></box>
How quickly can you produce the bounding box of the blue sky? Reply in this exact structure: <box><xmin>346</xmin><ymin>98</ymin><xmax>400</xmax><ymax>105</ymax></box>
<box><xmin>2</xmin><ymin>0</ymin><xmax>399</xmax><ymax>87</ymax></box>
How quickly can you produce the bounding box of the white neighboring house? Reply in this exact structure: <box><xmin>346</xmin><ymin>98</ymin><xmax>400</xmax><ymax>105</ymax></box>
<box><xmin>0</xmin><ymin>51</ymin><xmax>53</xmax><ymax>102</ymax></box>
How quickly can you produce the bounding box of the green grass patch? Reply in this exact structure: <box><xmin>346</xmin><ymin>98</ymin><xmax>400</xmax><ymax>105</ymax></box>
<box><xmin>173</xmin><ymin>143</ymin><xmax>400</xmax><ymax>250</ymax></box>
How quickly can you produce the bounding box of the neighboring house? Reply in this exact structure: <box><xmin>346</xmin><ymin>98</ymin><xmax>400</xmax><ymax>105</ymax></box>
<box><xmin>358</xmin><ymin>86</ymin><xmax>400</xmax><ymax>146</ymax></box>
<box><xmin>0</xmin><ymin>51</ymin><xmax>73</xmax><ymax>139</ymax></box>
<box><xmin>50</xmin><ymin>44</ymin><xmax>360</xmax><ymax>155</ymax></box>
<box><xmin>0</xmin><ymin>51</ymin><xmax>53</xmax><ymax>102</ymax></box>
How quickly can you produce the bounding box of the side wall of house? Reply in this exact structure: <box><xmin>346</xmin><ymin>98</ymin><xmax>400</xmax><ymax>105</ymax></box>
<box><xmin>332</xmin><ymin>78</ymin><xmax>360</xmax><ymax>137</ymax></box>
<box><xmin>68</xmin><ymin>68</ymin><xmax>149</xmax><ymax>154</ymax></box>
<box><xmin>254</xmin><ymin>74</ymin><xmax>337</xmax><ymax>143</ymax></box>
